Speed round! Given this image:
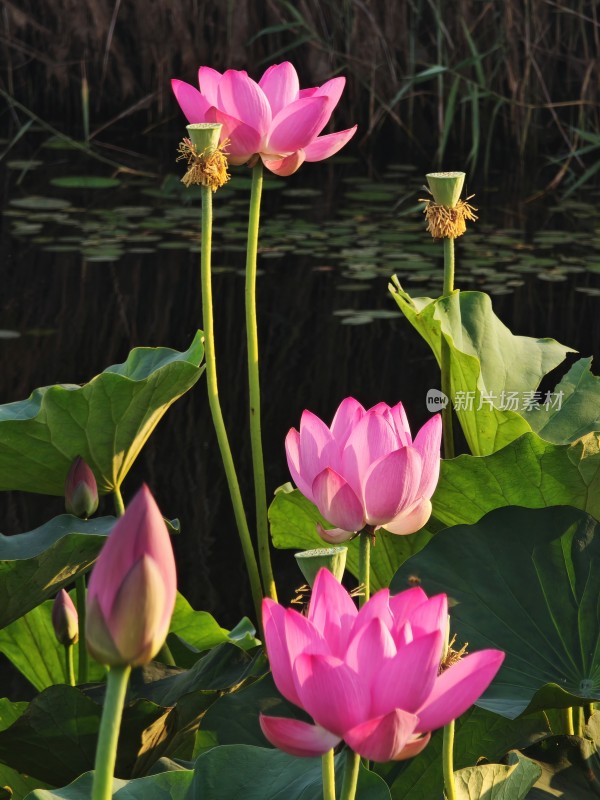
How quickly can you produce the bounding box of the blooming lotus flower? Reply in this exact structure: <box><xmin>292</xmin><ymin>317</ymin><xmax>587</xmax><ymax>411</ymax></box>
<box><xmin>172</xmin><ymin>62</ymin><xmax>357</xmax><ymax>176</ymax></box>
<box><xmin>260</xmin><ymin>568</ymin><xmax>504</xmax><ymax>761</ymax></box>
<box><xmin>65</xmin><ymin>456</ymin><xmax>98</xmax><ymax>519</ymax></box>
<box><xmin>285</xmin><ymin>397</ymin><xmax>442</xmax><ymax>540</ymax></box>
<box><xmin>52</xmin><ymin>589</ymin><xmax>79</xmax><ymax>646</ymax></box>
<box><xmin>86</xmin><ymin>485</ymin><xmax>177</xmax><ymax>667</ymax></box>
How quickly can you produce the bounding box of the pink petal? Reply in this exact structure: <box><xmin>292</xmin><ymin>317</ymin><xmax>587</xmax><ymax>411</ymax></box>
<box><xmin>341</xmin><ymin>412</ymin><xmax>398</xmax><ymax>499</ymax></box>
<box><xmin>394</xmin><ymin>733</ymin><xmax>431</xmax><ymax>761</ymax></box>
<box><xmin>308</xmin><ymin>567</ymin><xmax>357</xmax><ymax>656</ymax></box>
<box><xmin>267</xmin><ymin>96</ymin><xmax>330</xmax><ymax>154</ymax></box>
<box><xmin>304</xmin><ymin>126</ymin><xmax>357</xmax><ymax>162</ymax></box>
<box><xmin>217</xmin><ymin>70</ymin><xmax>271</xmax><ymax>136</ymax></box>
<box><xmin>284</xmin><ymin>607</ymin><xmax>327</xmax><ymax>658</ymax></box>
<box><xmin>263</xmin><ymin>599</ymin><xmax>302</xmax><ymax>706</ymax></box>
<box><xmin>299</xmin><ymin>410</ymin><xmax>339</xmax><ymax>485</ymax></box>
<box><xmin>262</xmin><ymin>150</ymin><xmax>305</xmax><ymax>176</ymax></box>
<box><xmin>389</xmin><ymin>586</ymin><xmax>429</xmax><ymax>629</ymax></box>
<box><xmin>408</xmin><ymin>593</ymin><xmax>448</xmax><ymax>638</ymax></box>
<box><xmin>330</xmin><ymin>397</ymin><xmax>365</xmax><ymax>445</ymax></box>
<box><xmin>198</xmin><ymin>66</ymin><xmax>222</xmax><ymax>107</ymax></box>
<box><xmin>346</xmin><ymin>617</ymin><xmax>396</xmax><ymax>689</ymax></box>
<box><xmin>258</xmin><ymin>62</ymin><xmax>300</xmax><ymax>117</ymax></box>
<box><xmin>313</xmin><ymin>76</ymin><xmax>346</xmax><ymax>109</ymax></box>
<box><xmin>416</xmin><ymin>650</ymin><xmax>505</xmax><ymax>732</ymax></box>
<box><xmin>373</xmin><ymin>631</ymin><xmax>443</xmax><ymax>716</ymax></box>
<box><xmin>395</xmin><ymin>620</ymin><xmax>413</xmax><ymax>646</ymax></box>
<box><xmin>384</xmin><ymin>498</ymin><xmax>432</xmax><ymax>535</ymax></box>
<box><xmin>171</xmin><ymin>80</ymin><xmax>212</xmax><ymax>124</ymax></box>
<box><xmin>390</xmin><ymin>402</ymin><xmax>412</xmax><ymax>446</ymax></box>
<box><xmin>345</xmin><ymin>708</ymin><xmax>419</xmax><ymax>762</ymax></box>
<box><xmin>285</xmin><ymin>427</ymin><xmax>312</xmax><ymax>499</ymax></box>
<box><xmin>312</xmin><ymin>467</ymin><xmax>365</xmax><ymax>532</ymax></box>
<box><xmin>299</xmin><ymin>87</ymin><xmax>319</xmax><ymax>99</ymax></box>
<box><xmin>363</xmin><ymin>448</ymin><xmax>422</xmax><ymax>527</ymax></box>
<box><xmin>316</xmin><ymin>523</ymin><xmax>355</xmax><ymax>544</ymax></box>
<box><xmin>349</xmin><ymin>589</ymin><xmax>393</xmax><ymax>640</ymax></box>
<box><xmin>293</xmin><ymin>653</ymin><xmax>369</xmax><ymax>737</ymax></box>
<box><xmin>213</xmin><ymin>108</ymin><xmax>262</xmax><ymax>164</ymax></box>
<box><xmin>259</xmin><ymin>715</ymin><xmax>340</xmax><ymax>757</ymax></box>
<box><xmin>412</xmin><ymin>415</ymin><xmax>442</xmax><ymax>499</ymax></box>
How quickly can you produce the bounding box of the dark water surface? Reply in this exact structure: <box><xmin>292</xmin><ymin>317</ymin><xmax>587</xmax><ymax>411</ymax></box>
<box><xmin>2</xmin><ymin>137</ymin><xmax>600</xmax><ymax>627</ymax></box>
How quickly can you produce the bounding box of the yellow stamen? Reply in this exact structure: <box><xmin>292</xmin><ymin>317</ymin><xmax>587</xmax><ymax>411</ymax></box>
<box><xmin>421</xmin><ymin>197</ymin><xmax>478</xmax><ymax>239</ymax></box>
<box><xmin>176</xmin><ymin>137</ymin><xmax>230</xmax><ymax>191</ymax></box>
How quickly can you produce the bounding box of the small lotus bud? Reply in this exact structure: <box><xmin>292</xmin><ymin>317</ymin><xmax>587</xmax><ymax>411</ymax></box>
<box><xmin>86</xmin><ymin>485</ymin><xmax>177</xmax><ymax>667</ymax></box>
<box><xmin>52</xmin><ymin>589</ymin><xmax>79</xmax><ymax>646</ymax></box>
<box><xmin>65</xmin><ymin>456</ymin><xmax>99</xmax><ymax>518</ymax></box>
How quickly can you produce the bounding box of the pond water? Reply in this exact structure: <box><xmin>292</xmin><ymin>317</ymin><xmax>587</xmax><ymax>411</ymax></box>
<box><xmin>2</xmin><ymin>134</ymin><xmax>600</xmax><ymax>625</ymax></box>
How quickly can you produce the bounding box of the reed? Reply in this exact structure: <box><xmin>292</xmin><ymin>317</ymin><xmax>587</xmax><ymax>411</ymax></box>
<box><xmin>2</xmin><ymin>0</ymin><xmax>598</xmax><ymax>186</ymax></box>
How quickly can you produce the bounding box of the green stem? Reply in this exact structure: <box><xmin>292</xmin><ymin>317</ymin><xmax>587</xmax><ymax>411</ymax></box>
<box><xmin>65</xmin><ymin>644</ymin><xmax>75</xmax><ymax>687</ymax></box>
<box><xmin>322</xmin><ymin>749</ymin><xmax>336</xmax><ymax>800</ymax></box>
<box><xmin>574</xmin><ymin>705</ymin><xmax>585</xmax><ymax>737</ymax></box>
<box><xmin>75</xmin><ymin>575</ymin><xmax>88</xmax><ymax>683</ymax></box>
<box><xmin>562</xmin><ymin>706</ymin><xmax>575</xmax><ymax>735</ymax></box>
<box><xmin>441</xmin><ymin>237</ymin><xmax>455</xmax><ymax>460</ymax></box>
<box><xmin>585</xmin><ymin>702</ymin><xmax>595</xmax><ymax>721</ymax></box>
<box><xmin>156</xmin><ymin>641</ymin><xmax>176</xmax><ymax>666</ymax></box>
<box><xmin>113</xmin><ymin>486</ymin><xmax>125</xmax><ymax>517</ymax></box>
<box><xmin>91</xmin><ymin>665</ymin><xmax>131</xmax><ymax>800</ymax></box>
<box><xmin>246</xmin><ymin>162</ymin><xmax>277</xmax><ymax>602</ymax></box>
<box><xmin>340</xmin><ymin>749</ymin><xmax>360</xmax><ymax>800</ymax></box>
<box><xmin>442</xmin><ymin>720</ymin><xmax>457</xmax><ymax>800</ymax></box>
<box><xmin>358</xmin><ymin>530</ymin><xmax>371</xmax><ymax>607</ymax></box>
<box><xmin>200</xmin><ymin>183</ymin><xmax>264</xmax><ymax>628</ymax></box>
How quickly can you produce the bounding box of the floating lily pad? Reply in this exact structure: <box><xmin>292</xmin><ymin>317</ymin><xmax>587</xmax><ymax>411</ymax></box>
<box><xmin>0</xmin><ymin>334</ymin><xmax>204</xmax><ymax>495</ymax></box>
<box><xmin>50</xmin><ymin>177</ymin><xmax>121</xmax><ymax>189</ymax></box>
<box><xmin>10</xmin><ymin>197</ymin><xmax>72</xmax><ymax>211</ymax></box>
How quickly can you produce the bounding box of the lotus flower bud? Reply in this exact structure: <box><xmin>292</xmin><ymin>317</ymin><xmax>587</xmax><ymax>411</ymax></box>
<box><xmin>85</xmin><ymin>485</ymin><xmax>177</xmax><ymax>667</ymax></box>
<box><xmin>52</xmin><ymin>589</ymin><xmax>79</xmax><ymax>646</ymax></box>
<box><xmin>65</xmin><ymin>456</ymin><xmax>99</xmax><ymax>519</ymax></box>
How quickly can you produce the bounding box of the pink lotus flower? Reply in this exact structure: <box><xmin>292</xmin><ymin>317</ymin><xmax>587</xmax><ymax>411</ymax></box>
<box><xmin>172</xmin><ymin>62</ymin><xmax>357</xmax><ymax>176</ymax></box>
<box><xmin>52</xmin><ymin>589</ymin><xmax>79</xmax><ymax>646</ymax></box>
<box><xmin>285</xmin><ymin>398</ymin><xmax>442</xmax><ymax>540</ymax></box>
<box><xmin>65</xmin><ymin>456</ymin><xmax>98</xmax><ymax>519</ymax></box>
<box><xmin>86</xmin><ymin>485</ymin><xmax>177</xmax><ymax>667</ymax></box>
<box><xmin>260</xmin><ymin>569</ymin><xmax>504</xmax><ymax>761</ymax></box>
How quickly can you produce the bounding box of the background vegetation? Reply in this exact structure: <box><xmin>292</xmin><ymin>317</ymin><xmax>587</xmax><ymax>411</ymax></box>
<box><xmin>2</xmin><ymin>0</ymin><xmax>600</xmax><ymax>190</ymax></box>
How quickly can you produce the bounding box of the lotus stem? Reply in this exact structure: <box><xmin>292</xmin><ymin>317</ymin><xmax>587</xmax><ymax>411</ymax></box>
<box><xmin>91</xmin><ymin>664</ymin><xmax>131</xmax><ymax>800</ymax></box>
<box><xmin>246</xmin><ymin>161</ymin><xmax>278</xmax><ymax>602</ymax></box>
<box><xmin>442</xmin><ymin>720</ymin><xmax>457</xmax><ymax>800</ymax></box>
<box><xmin>113</xmin><ymin>486</ymin><xmax>125</xmax><ymax>517</ymax></box>
<box><xmin>322</xmin><ymin>748</ymin><xmax>336</xmax><ymax>800</ymax></box>
<box><xmin>562</xmin><ymin>706</ymin><xmax>575</xmax><ymax>735</ymax></box>
<box><xmin>441</xmin><ymin>237</ymin><xmax>455</xmax><ymax>460</ymax></box>
<box><xmin>75</xmin><ymin>576</ymin><xmax>88</xmax><ymax>683</ymax></box>
<box><xmin>358</xmin><ymin>529</ymin><xmax>372</xmax><ymax>607</ymax></box>
<box><xmin>340</xmin><ymin>749</ymin><xmax>360</xmax><ymax>800</ymax></box>
<box><xmin>199</xmin><ymin>180</ymin><xmax>264</xmax><ymax>629</ymax></box>
<box><xmin>65</xmin><ymin>643</ymin><xmax>75</xmax><ymax>687</ymax></box>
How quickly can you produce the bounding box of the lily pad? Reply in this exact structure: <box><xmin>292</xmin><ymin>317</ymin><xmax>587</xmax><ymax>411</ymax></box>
<box><xmin>391</xmin><ymin>505</ymin><xmax>600</xmax><ymax>718</ymax></box>
<box><xmin>0</xmin><ymin>514</ymin><xmax>114</xmax><ymax>629</ymax></box>
<box><xmin>0</xmin><ymin>334</ymin><xmax>204</xmax><ymax>495</ymax></box>
<box><xmin>453</xmin><ymin>751</ymin><xmax>541</xmax><ymax>799</ymax></box>
<box><xmin>50</xmin><ymin>177</ymin><xmax>121</xmax><ymax>189</ymax></box>
<box><xmin>389</xmin><ymin>280</ymin><xmax>573</xmax><ymax>455</ymax></box>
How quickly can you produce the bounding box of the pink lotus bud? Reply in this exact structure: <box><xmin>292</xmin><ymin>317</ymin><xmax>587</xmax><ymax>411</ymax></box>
<box><xmin>65</xmin><ymin>456</ymin><xmax>99</xmax><ymax>519</ymax></box>
<box><xmin>52</xmin><ymin>589</ymin><xmax>79</xmax><ymax>646</ymax></box>
<box><xmin>86</xmin><ymin>485</ymin><xmax>177</xmax><ymax>667</ymax></box>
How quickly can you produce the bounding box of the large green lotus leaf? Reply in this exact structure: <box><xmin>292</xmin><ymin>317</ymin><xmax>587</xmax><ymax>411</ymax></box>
<box><xmin>0</xmin><ymin>333</ymin><xmax>204</xmax><ymax>495</ymax></box>
<box><xmin>432</xmin><ymin>431</ymin><xmax>600</xmax><ymax>528</ymax></box>
<box><xmin>454</xmin><ymin>751</ymin><xmax>541</xmax><ymax>799</ymax></box>
<box><xmin>0</xmin><ymin>514</ymin><xmax>114</xmax><ymax>629</ymax></box>
<box><xmin>523</xmin><ymin>357</ymin><xmax>600</xmax><ymax>444</ymax></box>
<box><xmin>0</xmin><ymin>699</ymin><xmax>49</xmax><ymax>799</ymax></box>
<box><xmin>25</xmin><ymin>772</ymin><xmax>192</xmax><ymax>800</ymax></box>
<box><xmin>0</xmin><ymin>685</ymin><xmax>166</xmax><ymax>786</ymax></box>
<box><xmin>190</xmin><ymin>745</ymin><xmax>391</xmax><ymax>799</ymax></box>
<box><xmin>391</xmin><ymin>506</ymin><xmax>600</xmax><ymax>719</ymax></box>
<box><xmin>389</xmin><ymin>279</ymin><xmax>572</xmax><ymax>455</ymax></box>
<box><xmin>376</xmin><ymin>706</ymin><xmax>549</xmax><ymax>800</ymax></box>
<box><xmin>0</xmin><ymin>597</ymin><xmax>105</xmax><ymax>691</ymax></box>
<box><xmin>269</xmin><ymin>484</ymin><xmax>431</xmax><ymax>592</ymax></box>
